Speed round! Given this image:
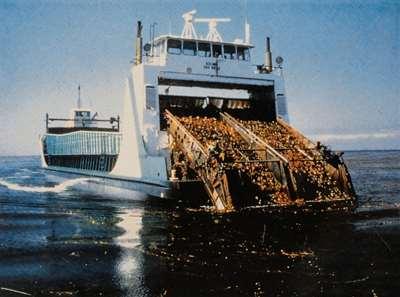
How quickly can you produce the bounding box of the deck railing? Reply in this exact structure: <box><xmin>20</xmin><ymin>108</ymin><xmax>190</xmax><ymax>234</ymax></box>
<box><xmin>45</xmin><ymin>113</ymin><xmax>120</xmax><ymax>133</ymax></box>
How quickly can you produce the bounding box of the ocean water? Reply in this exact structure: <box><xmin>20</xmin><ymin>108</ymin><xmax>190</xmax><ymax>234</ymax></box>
<box><xmin>0</xmin><ymin>151</ymin><xmax>399</xmax><ymax>297</ymax></box>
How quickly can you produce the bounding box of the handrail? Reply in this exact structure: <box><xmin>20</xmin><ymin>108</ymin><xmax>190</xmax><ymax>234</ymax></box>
<box><xmin>297</xmin><ymin>148</ymin><xmax>314</xmax><ymax>161</ymax></box>
<box><xmin>45</xmin><ymin>113</ymin><xmax>120</xmax><ymax>132</ymax></box>
<box><xmin>220</xmin><ymin>112</ymin><xmax>289</xmax><ymax>164</ymax></box>
<box><xmin>165</xmin><ymin>109</ymin><xmax>234</xmax><ymax>211</ymax></box>
<box><xmin>220</xmin><ymin>112</ymin><xmax>300</xmax><ymax>200</ymax></box>
<box><xmin>277</xmin><ymin>117</ymin><xmax>316</xmax><ymax>149</ymax></box>
<box><xmin>164</xmin><ymin>110</ymin><xmax>208</xmax><ymax>156</ymax></box>
<box><xmin>47</xmin><ymin>118</ymin><xmax>119</xmax><ymax>123</ymax></box>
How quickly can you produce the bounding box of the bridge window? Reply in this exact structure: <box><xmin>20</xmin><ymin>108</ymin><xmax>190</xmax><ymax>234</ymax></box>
<box><xmin>167</xmin><ymin>39</ymin><xmax>182</xmax><ymax>55</ymax></box>
<box><xmin>76</xmin><ymin>111</ymin><xmax>90</xmax><ymax>117</ymax></box>
<box><xmin>212</xmin><ymin>44</ymin><xmax>222</xmax><ymax>58</ymax></box>
<box><xmin>237</xmin><ymin>46</ymin><xmax>250</xmax><ymax>61</ymax></box>
<box><xmin>198</xmin><ymin>42</ymin><xmax>211</xmax><ymax>57</ymax></box>
<box><xmin>183</xmin><ymin>41</ymin><xmax>196</xmax><ymax>56</ymax></box>
<box><xmin>223</xmin><ymin>45</ymin><xmax>236</xmax><ymax>59</ymax></box>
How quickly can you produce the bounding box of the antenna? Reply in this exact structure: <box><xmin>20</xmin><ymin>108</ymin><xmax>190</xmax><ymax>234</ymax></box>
<box><xmin>77</xmin><ymin>85</ymin><xmax>82</xmax><ymax>109</ymax></box>
<box><xmin>149</xmin><ymin>22</ymin><xmax>157</xmax><ymax>56</ymax></box>
<box><xmin>194</xmin><ymin>17</ymin><xmax>231</xmax><ymax>42</ymax></box>
<box><xmin>181</xmin><ymin>10</ymin><xmax>198</xmax><ymax>39</ymax></box>
<box><xmin>244</xmin><ymin>20</ymin><xmax>250</xmax><ymax>44</ymax></box>
<box><xmin>244</xmin><ymin>0</ymin><xmax>250</xmax><ymax>43</ymax></box>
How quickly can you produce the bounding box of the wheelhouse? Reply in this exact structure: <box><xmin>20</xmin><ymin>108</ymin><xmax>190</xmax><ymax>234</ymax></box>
<box><xmin>150</xmin><ymin>36</ymin><xmax>252</xmax><ymax>62</ymax></box>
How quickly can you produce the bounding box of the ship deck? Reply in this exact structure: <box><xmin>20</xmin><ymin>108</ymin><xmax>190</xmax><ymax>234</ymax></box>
<box><xmin>47</xmin><ymin>127</ymin><xmax>119</xmax><ymax>134</ymax></box>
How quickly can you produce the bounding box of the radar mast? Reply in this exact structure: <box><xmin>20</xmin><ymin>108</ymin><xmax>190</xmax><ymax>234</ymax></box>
<box><xmin>194</xmin><ymin>17</ymin><xmax>231</xmax><ymax>42</ymax></box>
<box><xmin>181</xmin><ymin>10</ymin><xmax>198</xmax><ymax>39</ymax></box>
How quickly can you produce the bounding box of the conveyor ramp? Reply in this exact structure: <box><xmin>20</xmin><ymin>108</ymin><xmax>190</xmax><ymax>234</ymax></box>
<box><xmin>166</xmin><ymin>110</ymin><xmax>356</xmax><ymax>213</ymax></box>
<box><xmin>166</xmin><ymin>110</ymin><xmax>292</xmax><ymax>212</ymax></box>
<box><xmin>166</xmin><ymin>110</ymin><xmax>234</xmax><ymax>211</ymax></box>
<box><xmin>239</xmin><ymin>117</ymin><xmax>356</xmax><ymax>202</ymax></box>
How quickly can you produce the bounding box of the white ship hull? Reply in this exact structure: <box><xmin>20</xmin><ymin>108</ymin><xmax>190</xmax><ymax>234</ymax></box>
<box><xmin>44</xmin><ymin>165</ymin><xmax>171</xmax><ymax>198</ymax></box>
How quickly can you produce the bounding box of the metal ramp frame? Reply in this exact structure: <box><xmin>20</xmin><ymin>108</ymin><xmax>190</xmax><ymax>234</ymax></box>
<box><xmin>166</xmin><ymin>110</ymin><xmax>356</xmax><ymax>212</ymax></box>
<box><xmin>277</xmin><ymin>118</ymin><xmax>356</xmax><ymax>197</ymax></box>
<box><xmin>220</xmin><ymin>112</ymin><xmax>298</xmax><ymax>200</ymax></box>
<box><xmin>166</xmin><ymin>110</ymin><xmax>234</xmax><ymax>212</ymax></box>
<box><xmin>228</xmin><ymin>114</ymin><xmax>356</xmax><ymax>202</ymax></box>
<box><xmin>166</xmin><ymin>110</ymin><xmax>299</xmax><ymax>211</ymax></box>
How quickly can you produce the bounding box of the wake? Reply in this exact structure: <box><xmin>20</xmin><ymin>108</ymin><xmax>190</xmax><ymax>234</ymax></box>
<box><xmin>0</xmin><ymin>178</ymin><xmax>92</xmax><ymax>193</ymax></box>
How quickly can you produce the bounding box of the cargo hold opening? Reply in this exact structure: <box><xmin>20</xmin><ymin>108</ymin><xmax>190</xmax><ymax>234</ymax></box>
<box><xmin>158</xmin><ymin>79</ymin><xmax>276</xmax><ymax>130</ymax></box>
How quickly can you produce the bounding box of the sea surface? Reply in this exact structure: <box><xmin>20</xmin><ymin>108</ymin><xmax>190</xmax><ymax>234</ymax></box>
<box><xmin>0</xmin><ymin>151</ymin><xmax>399</xmax><ymax>297</ymax></box>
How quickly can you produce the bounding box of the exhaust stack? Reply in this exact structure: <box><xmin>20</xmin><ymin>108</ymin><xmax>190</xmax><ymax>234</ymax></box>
<box><xmin>135</xmin><ymin>21</ymin><xmax>143</xmax><ymax>65</ymax></box>
<box><xmin>264</xmin><ymin>37</ymin><xmax>273</xmax><ymax>73</ymax></box>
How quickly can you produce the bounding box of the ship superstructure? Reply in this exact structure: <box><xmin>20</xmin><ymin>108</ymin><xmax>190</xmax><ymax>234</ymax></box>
<box><xmin>40</xmin><ymin>11</ymin><xmax>356</xmax><ymax>212</ymax></box>
<box><xmin>41</xmin><ymin>85</ymin><xmax>121</xmax><ymax>172</ymax></box>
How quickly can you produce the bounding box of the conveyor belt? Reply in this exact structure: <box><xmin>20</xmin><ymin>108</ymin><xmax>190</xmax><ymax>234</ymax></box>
<box><xmin>239</xmin><ymin>117</ymin><xmax>356</xmax><ymax>201</ymax></box>
<box><xmin>166</xmin><ymin>110</ymin><xmax>290</xmax><ymax>212</ymax></box>
<box><xmin>166</xmin><ymin>110</ymin><xmax>356</xmax><ymax>213</ymax></box>
<box><xmin>166</xmin><ymin>110</ymin><xmax>234</xmax><ymax>211</ymax></box>
<box><xmin>220</xmin><ymin>112</ymin><xmax>298</xmax><ymax>199</ymax></box>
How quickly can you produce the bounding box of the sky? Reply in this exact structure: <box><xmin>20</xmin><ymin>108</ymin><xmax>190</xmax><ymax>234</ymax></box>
<box><xmin>0</xmin><ymin>0</ymin><xmax>399</xmax><ymax>155</ymax></box>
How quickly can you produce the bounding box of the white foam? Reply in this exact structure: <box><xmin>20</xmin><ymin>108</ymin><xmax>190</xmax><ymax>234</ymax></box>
<box><xmin>0</xmin><ymin>178</ymin><xmax>92</xmax><ymax>193</ymax></box>
<box><xmin>116</xmin><ymin>210</ymin><xmax>143</xmax><ymax>249</ymax></box>
<box><xmin>115</xmin><ymin>209</ymin><xmax>143</xmax><ymax>281</ymax></box>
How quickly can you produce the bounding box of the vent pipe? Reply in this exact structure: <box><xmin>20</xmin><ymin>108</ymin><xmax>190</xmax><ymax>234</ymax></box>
<box><xmin>135</xmin><ymin>21</ymin><xmax>143</xmax><ymax>65</ymax></box>
<box><xmin>264</xmin><ymin>37</ymin><xmax>273</xmax><ymax>73</ymax></box>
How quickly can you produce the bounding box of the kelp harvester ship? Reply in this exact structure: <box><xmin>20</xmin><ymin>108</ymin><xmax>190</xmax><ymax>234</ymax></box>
<box><xmin>40</xmin><ymin>10</ymin><xmax>356</xmax><ymax>213</ymax></box>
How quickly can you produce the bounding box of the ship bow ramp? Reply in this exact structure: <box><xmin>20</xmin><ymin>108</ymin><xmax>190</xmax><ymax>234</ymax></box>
<box><xmin>166</xmin><ymin>111</ymin><xmax>356</xmax><ymax>213</ymax></box>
